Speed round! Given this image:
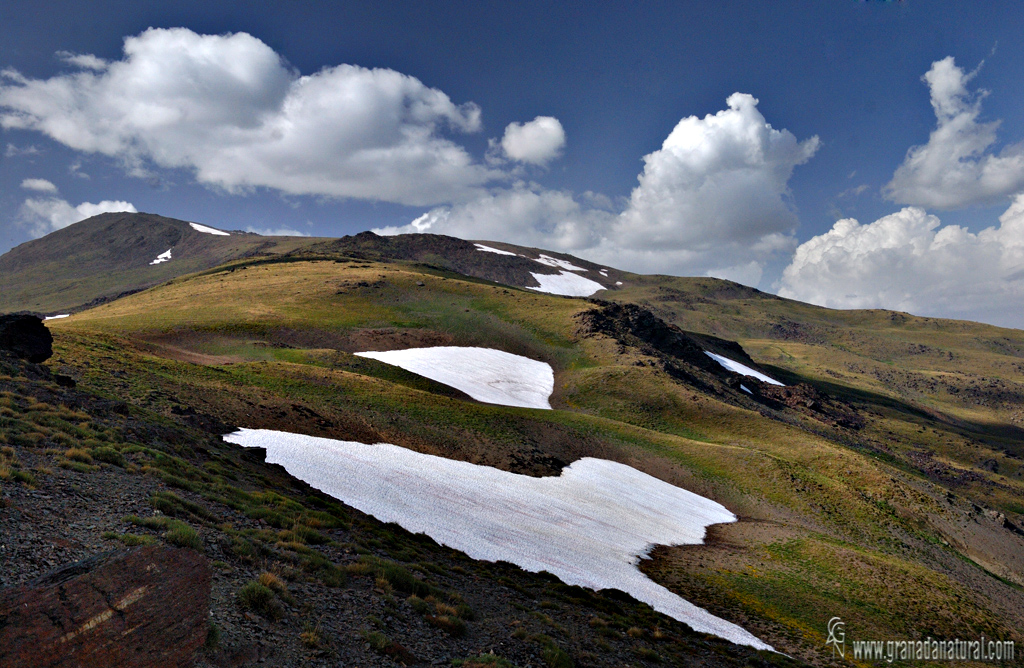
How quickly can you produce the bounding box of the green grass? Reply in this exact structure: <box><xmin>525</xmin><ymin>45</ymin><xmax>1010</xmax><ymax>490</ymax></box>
<box><xmin>35</xmin><ymin>253</ymin><xmax>1024</xmax><ymax>661</ymax></box>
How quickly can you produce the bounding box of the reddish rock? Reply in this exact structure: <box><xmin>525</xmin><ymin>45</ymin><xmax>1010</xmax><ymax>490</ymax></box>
<box><xmin>0</xmin><ymin>545</ymin><xmax>211</xmax><ymax>668</ymax></box>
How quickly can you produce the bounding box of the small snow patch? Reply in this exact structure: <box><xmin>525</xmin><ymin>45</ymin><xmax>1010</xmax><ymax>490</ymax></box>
<box><xmin>44</xmin><ymin>314</ymin><xmax>69</xmax><ymax>320</ymax></box>
<box><xmin>189</xmin><ymin>222</ymin><xmax>230</xmax><ymax>236</ymax></box>
<box><xmin>529</xmin><ymin>271</ymin><xmax>605</xmax><ymax>297</ymax></box>
<box><xmin>615</xmin><ymin>281</ymin><xmax>623</xmax><ymax>286</ymax></box>
<box><xmin>224</xmin><ymin>428</ymin><xmax>772</xmax><ymax>651</ymax></box>
<box><xmin>149</xmin><ymin>249</ymin><xmax>172</xmax><ymax>265</ymax></box>
<box><xmin>599</xmin><ymin>269</ymin><xmax>608</xmax><ymax>277</ymax></box>
<box><xmin>355</xmin><ymin>346</ymin><xmax>554</xmax><ymax>409</ymax></box>
<box><xmin>534</xmin><ymin>254</ymin><xmax>586</xmax><ymax>272</ymax></box>
<box><xmin>474</xmin><ymin>243</ymin><xmax>516</xmax><ymax>256</ymax></box>
<box><xmin>704</xmin><ymin>351</ymin><xmax>784</xmax><ymax>386</ymax></box>
<box><xmin>740</xmin><ymin>384</ymin><xmax>752</xmax><ymax>394</ymax></box>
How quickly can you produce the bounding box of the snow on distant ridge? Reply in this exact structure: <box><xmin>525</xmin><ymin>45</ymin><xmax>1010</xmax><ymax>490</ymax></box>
<box><xmin>189</xmin><ymin>222</ymin><xmax>230</xmax><ymax>236</ymax></box>
<box><xmin>355</xmin><ymin>346</ymin><xmax>554</xmax><ymax>409</ymax></box>
<box><xmin>530</xmin><ymin>271</ymin><xmax>605</xmax><ymax>297</ymax></box>
<box><xmin>44</xmin><ymin>314</ymin><xmax>69</xmax><ymax>320</ymax></box>
<box><xmin>534</xmin><ymin>254</ymin><xmax>585</xmax><ymax>272</ymax></box>
<box><xmin>149</xmin><ymin>249</ymin><xmax>172</xmax><ymax>265</ymax></box>
<box><xmin>474</xmin><ymin>243</ymin><xmax>517</xmax><ymax>256</ymax></box>
<box><xmin>224</xmin><ymin>428</ymin><xmax>772</xmax><ymax>651</ymax></box>
<box><xmin>704</xmin><ymin>351</ymin><xmax>784</xmax><ymax>386</ymax></box>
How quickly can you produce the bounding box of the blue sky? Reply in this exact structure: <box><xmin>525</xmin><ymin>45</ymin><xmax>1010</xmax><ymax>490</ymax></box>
<box><xmin>2</xmin><ymin>1</ymin><xmax>1024</xmax><ymax>326</ymax></box>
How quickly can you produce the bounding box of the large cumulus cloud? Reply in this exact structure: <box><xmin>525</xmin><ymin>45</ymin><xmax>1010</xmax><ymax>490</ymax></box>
<box><xmin>0</xmin><ymin>28</ymin><xmax>498</xmax><ymax>206</ymax></box>
<box><xmin>778</xmin><ymin>197</ymin><xmax>1024</xmax><ymax>328</ymax></box>
<box><xmin>885</xmin><ymin>57</ymin><xmax>1024</xmax><ymax>209</ymax></box>
<box><xmin>384</xmin><ymin>93</ymin><xmax>819</xmax><ymax>283</ymax></box>
<box><xmin>19</xmin><ymin>197</ymin><xmax>137</xmax><ymax>238</ymax></box>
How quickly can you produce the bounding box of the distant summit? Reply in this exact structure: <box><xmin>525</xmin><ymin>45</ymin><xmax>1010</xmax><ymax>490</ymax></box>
<box><xmin>0</xmin><ymin>213</ymin><xmax>314</xmax><ymax>314</ymax></box>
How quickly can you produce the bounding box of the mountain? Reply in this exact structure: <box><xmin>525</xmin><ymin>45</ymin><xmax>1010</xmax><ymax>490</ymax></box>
<box><xmin>2</xmin><ymin>214</ymin><xmax>1023</xmax><ymax>666</ymax></box>
<box><xmin>0</xmin><ymin>212</ymin><xmax>321</xmax><ymax>315</ymax></box>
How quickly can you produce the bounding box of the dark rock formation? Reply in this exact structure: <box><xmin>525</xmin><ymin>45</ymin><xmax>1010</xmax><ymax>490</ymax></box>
<box><xmin>0</xmin><ymin>545</ymin><xmax>211</xmax><ymax>668</ymax></box>
<box><xmin>575</xmin><ymin>301</ymin><xmax>754</xmax><ymax>374</ymax></box>
<box><xmin>0</xmin><ymin>314</ymin><xmax>53</xmax><ymax>363</ymax></box>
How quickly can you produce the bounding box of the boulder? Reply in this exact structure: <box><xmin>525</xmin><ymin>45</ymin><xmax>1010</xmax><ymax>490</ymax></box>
<box><xmin>0</xmin><ymin>545</ymin><xmax>211</xmax><ymax>668</ymax></box>
<box><xmin>0</xmin><ymin>314</ymin><xmax>53</xmax><ymax>363</ymax></box>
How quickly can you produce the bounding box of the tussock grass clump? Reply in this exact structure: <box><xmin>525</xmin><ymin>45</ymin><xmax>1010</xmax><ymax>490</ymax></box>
<box><xmin>299</xmin><ymin>620</ymin><xmax>323</xmax><ymax>648</ymax></box>
<box><xmin>362</xmin><ymin>629</ymin><xmax>417</xmax><ymax>663</ymax></box>
<box><xmin>64</xmin><ymin>447</ymin><xmax>93</xmax><ymax>463</ymax></box>
<box><xmin>357</xmin><ymin>555</ymin><xmax>437</xmax><ymax>598</ymax></box>
<box><xmin>165</xmin><ymin>522</ymin><xmax>201</xmax><ymax>550</ymax></box>
<box><xmin>453</xmin><ymin>654</ymin><xmax>518</xmax><ymax>668</ymax></box>
<box><xmin>237</xmin><ymin>581</ymin><xmax>283</xmax><ymax>621</ymax></box>
<box><xmin>102</xmin><ymin>531</ymin><xmax>158</xmax><ymax>546</ymax></box>
<box><xmin>125</xmin><ymin>514</ymin><xmax>201</xmax><ymax>550</ymax></box>
<box><xmin>426</xmin><ymin>612</ymin><xmax>467</xmax><ymax>637</ymax></box>
<box><xmin>58</xmin><ymin>459</ymin><xmax>99</xmax><ymax>473</ymax></box>
<box><xmin>150</xmin><ymin>490</ymin><xmax>213</xmax><ymax>521</ymax></box>
<box><xmin>91</xmin><ymin>446</ymin><xmax>126</xmax><ymax>467</ymax></box>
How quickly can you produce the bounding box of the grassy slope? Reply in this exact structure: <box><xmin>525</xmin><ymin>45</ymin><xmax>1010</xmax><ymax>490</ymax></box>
<box><xmin>47</xmin><ymin>255</ymin><xmax>1024</xmax><ymax>665</ymax></box>
<box><xmin>0</xmin><ymin>212</ymin><xmax>322</xmax><ymax>314</ymax></box>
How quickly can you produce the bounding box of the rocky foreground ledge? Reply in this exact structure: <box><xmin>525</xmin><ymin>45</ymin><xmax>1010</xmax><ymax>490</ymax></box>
<box><xmin>0</xmin><ymin>545</ymin><xmax>211</xmax><ymax>668</ymax></box>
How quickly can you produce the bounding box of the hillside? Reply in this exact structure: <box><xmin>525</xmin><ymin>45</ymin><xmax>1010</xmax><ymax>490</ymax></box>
<box><xmin>0</xmin><ymin>212</ymin><xmax>321</xmax><ymax>315</ymax></box>
<box><xmin>2</xmin><ymin>216</ymin><xmax>1024</xmax><ymax>666</ymax></box>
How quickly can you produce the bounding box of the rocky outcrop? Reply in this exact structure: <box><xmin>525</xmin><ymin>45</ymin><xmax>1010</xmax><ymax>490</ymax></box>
<box><xmin>0</xmin><ymin>545</ymin><xmax>211</xmax><ymax>668</ymax></box>
<box><xmin>0</xmin><ymin>314</ymin><xmax>53</xmax><ymax>363</ymax></box>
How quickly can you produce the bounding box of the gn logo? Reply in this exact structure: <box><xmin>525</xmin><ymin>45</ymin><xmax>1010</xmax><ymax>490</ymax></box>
<box><xmin>826</xmin><ymin>617</ymin><xmax>846</xmax><ymax>658</ymax></box>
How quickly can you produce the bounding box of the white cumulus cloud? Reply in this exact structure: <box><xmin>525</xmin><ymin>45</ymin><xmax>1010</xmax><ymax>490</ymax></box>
<box><xmin>0</xmin><ymin>28</ymin><xmax>499</xmax><ymax>206</ymax></box>
<box><xmin>20</xmin><ymin>178</ymin><xmax>57</xmax><ymax>192</ymax></box>
<box><xmin>885</xmin><ymin>57</ymin><xmax>1024</xmax><ymax>209</ymax></box>
<box><xmin>386</xmin><ymin>93</ymin><xmax>818</xmax><ymax>284</ymax></box>
<box><xmin>18</xmin><ymin>197</ymin><xmax>137</xmax><ymax>238</ymax></box>
<box><xmin>499</xmin><ymin>116</ymin><xmax>566</xmax><ymax>165</ymax></box>
<box><xmin>778</xmin><ymin>197</ymin><xmax>1024</xmax><ymax>328</ymax></box>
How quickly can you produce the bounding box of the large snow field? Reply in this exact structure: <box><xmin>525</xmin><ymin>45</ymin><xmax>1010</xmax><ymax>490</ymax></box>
<box><xmin>354</xmin><ymin>346</ymin><xmax>554</xmax><ymax>410</ymax></box>
<box><xmin>529</xmin><ymin>270</ymin><xmax>605</xmax><ymax>297</ymax></box>
<box><xmin>189</xmin><ymin>222</ymin><xmax>230</xmax><ymax>236</ymax></box>
<box><xmin>704</xmin><ymin>351</ymin><xmax>784</xmax><ymax>386</ymax></box>
<box><xmin>474</xmin><ymin>243</ymin><xmax>517</xmax><ymax>256</ymax></box>
<box><xmin>224</xmin><ymin>428</ymin><xmax>773</xmax><ymax>650</ymax></box>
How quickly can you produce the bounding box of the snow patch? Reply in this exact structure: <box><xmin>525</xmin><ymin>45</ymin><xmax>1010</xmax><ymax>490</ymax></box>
<box><xmin>149</xmin><ymin>249</ymin><xmax>172</xmax><ymax>265</ymax></box>
<box><xmin>223</xmin><ymin>428</ymin><xmax>772</xmax><ymax>651</ymax></box>
<box><xmin>534</xmin><ymin>254</ymin><xmax>586</xmax><ymax>272</ymax></box>
<box><xmin>704</xmin><ymin>351</ymin><xmax>784</xmax><ymax>386</ymax></box>
<box><xmin>615</xmin><ymin>281</ymin><xmax>623</xmax><ymax>286</ymax></box>
<box><xmin>529</xmin><ymin>271</ymin><xmax>605</xmax><ymax>297</ymax></box>
<box><xmin>740</xmin><ymin>384</ymin><xmax>752</xmax><ymax>394</ymax></box>
<box><xmin>474</xmin><ymin>243</ymin><xmax>517</xmax><ymax>256</ymax></box>
<box><xmin>599</xmin><ymin>269</ymin><xmax>609</xmax><ymax>277</ymax></box>
<box><xmin>44</xmin><ymin>314</ymin><xmax>69</xmax><ymax>320</ymax></box>
<box><xmin>355</xmin><ymin>346</ymin><xmax>553</xmax><ymax>410</ymax></box>
<box><xmin>189</xmin><ymin>222</ymin><xmax>230</xmax><ymax>236</ymax></box>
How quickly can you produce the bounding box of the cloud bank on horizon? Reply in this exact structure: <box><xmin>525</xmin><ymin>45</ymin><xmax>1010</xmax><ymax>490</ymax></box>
<box><xmin>781</xmin><ymin>57</ymin><xmax>1024</xmax><ymax>328</ymax></box>
<box><xmin>2</xmin><ymin>29</ymin><xmax>1024</xmax><ymax>327</ymax></box>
